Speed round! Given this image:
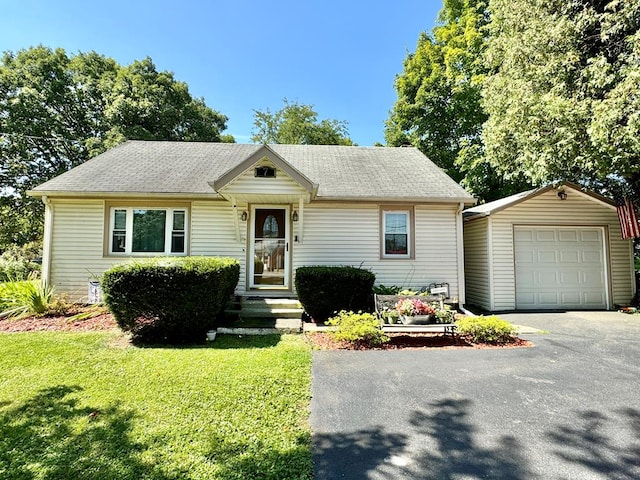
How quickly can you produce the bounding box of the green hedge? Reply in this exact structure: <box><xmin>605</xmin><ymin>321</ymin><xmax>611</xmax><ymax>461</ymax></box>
<box><xmin>102</xmin><ymin>257</ymin><xmax>239</xmax><ymax>344</ymax></box>
<box><xmin>294</xmin><ymin>266</ymin><xmax>375</xmax><ymax>322</ymax></box>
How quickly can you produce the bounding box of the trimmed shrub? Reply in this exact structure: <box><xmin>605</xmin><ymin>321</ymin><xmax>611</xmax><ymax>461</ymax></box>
<box><xmin>101</xmin><ymin>257</ymin><xmax>240</xmax><ymax>344</ymax></box>
<box><xmin>327</xmin><ymin>310</ymin><xmax>389</xmax><ymax>347</ymax></box>
<box><xmin>295</xmin><ymin>266</ymin><xmax>375</xmax><ymax>322</ymax></box>
<box><xmin>456</xmin><ymin>315</ymin><xmax>517</xmax><ymax>344</ymax></box>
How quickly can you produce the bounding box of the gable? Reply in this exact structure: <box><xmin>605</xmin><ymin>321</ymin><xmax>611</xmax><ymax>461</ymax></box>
<box><xmin>464</xmin><ymin>182</ymin><xmax>615</xmax><ymax>222</ymax></box>
<box><xmin>211</xmin><ymin>145</ymin><xmax>317</xmax><ymax>204</ymax></box>
<box><xmin>215</xmin><ymin>155</ymin><xmax>314</xmax><ymax>203</ymax></box>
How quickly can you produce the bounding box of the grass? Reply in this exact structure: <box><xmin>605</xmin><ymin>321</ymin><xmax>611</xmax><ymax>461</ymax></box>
<box><xmin>0</xmin><ymin>332</ymin><xmax>312</xmax><ymax>479</ymax></box>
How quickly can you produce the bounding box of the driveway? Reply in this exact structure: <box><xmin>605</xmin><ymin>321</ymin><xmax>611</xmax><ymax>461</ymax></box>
<box><xmin>311</xmin><ymin>311</ymin><xmax>640</xmax><ymax>479</ymax></box>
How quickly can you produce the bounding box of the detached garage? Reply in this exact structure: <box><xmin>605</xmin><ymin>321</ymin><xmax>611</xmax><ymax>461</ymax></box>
<box><xmin>464</xmin><ymin>183</ymin><xmax>635</xmax><ymax>311</ymax></box>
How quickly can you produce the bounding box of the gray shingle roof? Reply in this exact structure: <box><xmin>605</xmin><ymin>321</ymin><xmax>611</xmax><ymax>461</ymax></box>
<box><xmin>30</xmin><ymin>140</ymin><xmax>475</xmax><ymax>203</ymax></box>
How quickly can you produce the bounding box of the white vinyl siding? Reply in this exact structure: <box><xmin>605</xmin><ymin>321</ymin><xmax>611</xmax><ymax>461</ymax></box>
<box><xmin>48</xmin><ymin>199</ymin><xmax>122</xmax><ymax>302</ymax></box>
<box><xmin>293</xmin><ymin>203</ymin><xmax>462</xmax><ymax>300</ymax></box>
<box><xmin>464</xmin><ymin>188</ymin><xmax>634</xmax><ymax>311</ymax></box>
<box><xmin>45</xmin><ymin>198</ymin><xmax>465</xmax><ymax>301</ymax></box>
<box><xmin>190</xmin><ymin>201</ymin><xmax>247</xmax><ymax>293</ymax></box>
<box><xmin>463</xmin><ymin>216</ymin><xmax>491</xmax><ymax>310</ymax></box>
<box><xmin>221</xmin><ymin>160</ymin><xmax>309</xmax><ymax>204</ymax></box>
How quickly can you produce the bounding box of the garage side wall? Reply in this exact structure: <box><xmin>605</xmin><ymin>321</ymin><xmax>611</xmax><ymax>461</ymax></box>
<box><xmin>490</xmin><ymin>189</ymin><xmax>634</xmax><ymax>310</ymax></box>
<box><xmin>463</xmin><ymin>216</ymin><xmax>491</xmax><ymax>310</ymax></box>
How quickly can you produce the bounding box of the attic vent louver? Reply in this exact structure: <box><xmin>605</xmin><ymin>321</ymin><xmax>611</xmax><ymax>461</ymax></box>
<box><xmin>255</xmin><ymin>166</ymin><xmax>276</xmax><ymax>178</ymax></box>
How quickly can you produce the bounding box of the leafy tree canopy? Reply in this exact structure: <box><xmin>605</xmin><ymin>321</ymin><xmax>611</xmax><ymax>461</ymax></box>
<box><xmin>483</xmin><ymin>0</ymin><xmax>640</xmax><ymax>200</ymax></box>
<box><xmin>251</xmin><ymin>99</ymin><xmax>353</xmax><ymax>145</ymax></box>
<box><xmin>0</xmin><ymin>46</ymin><xmax>232</xmax><ymax>249</ymax></box>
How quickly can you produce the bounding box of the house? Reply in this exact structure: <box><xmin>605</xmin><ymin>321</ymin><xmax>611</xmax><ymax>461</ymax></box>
<box><xmin>29</xmin><ymin>141</ymin><xmax>476</xmax><ymax>302</ymax></box>
<box><xmin>463</xmin><ymin>182</ymin><xmax>635</xmax><ymax>311</ymax></box>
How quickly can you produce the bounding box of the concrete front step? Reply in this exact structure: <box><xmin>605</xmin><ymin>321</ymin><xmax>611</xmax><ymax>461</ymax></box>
<box><xmin>228</xmin><ymin>297</ymin><xmax>304</xmax><ymax>320</ymax></box>
<box><xmin>213</xmin><ymin>317</ymin><xmax>302</xmax><ymax>335</ymax></box>
<box><xmin>240</xmin><ymin>307</ymin><xmax>304</xmax><ymax>319</ymax></box>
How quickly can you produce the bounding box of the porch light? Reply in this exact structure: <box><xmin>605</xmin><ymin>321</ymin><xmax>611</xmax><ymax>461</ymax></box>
<box><xmin>292</xmin><ymin>211</ymin><xmax>299</xmax><ymax>222</ymax></box>
<box><xmin>241</xmin><ymin>211</ymin><xmax>248</xmax><ymax>221</ymax></box>
<box><xmin>557</xmin><ymin>190</ymin><xmax>567</xmax><ymax>200</ymax></box>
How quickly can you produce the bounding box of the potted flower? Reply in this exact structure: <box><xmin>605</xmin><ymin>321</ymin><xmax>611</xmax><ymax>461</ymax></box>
<box><xmin>394</xmin><ymin>298</ymin><xmax>436</xmax><ymax>324</ymax></box>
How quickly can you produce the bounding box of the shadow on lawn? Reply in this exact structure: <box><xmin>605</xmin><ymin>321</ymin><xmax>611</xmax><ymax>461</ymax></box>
<box><xmin>207</xmin><ymin>432</ymin><xmax>313</xmax><ymax>479</ymax></box>
<box><xmin>0</xmin><ymin>385</ymin><xmax>167</xmax><ymax>479</ymax></box>
<box><xmin>135</xmin><ymin>334</ymin><xmax>283</xmax><ymax>350</ymax></box>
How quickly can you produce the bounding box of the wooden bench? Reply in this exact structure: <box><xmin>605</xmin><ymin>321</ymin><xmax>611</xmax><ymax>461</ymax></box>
<box><xmin>374</xmin><ymin>294</ymin><xmax>457</xmax><ymax>337</ymax></box>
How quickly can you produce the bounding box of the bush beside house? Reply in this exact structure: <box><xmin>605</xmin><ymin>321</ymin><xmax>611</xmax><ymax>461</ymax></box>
<box><xmin>295</xmin><ymin>266</ymin><xmax>375</xmax><ymax>322</ymax></box>
<box><xmin>101</xmin><ymin>257</ymin><xmax>239</xmax><ymax>344</ymax></box>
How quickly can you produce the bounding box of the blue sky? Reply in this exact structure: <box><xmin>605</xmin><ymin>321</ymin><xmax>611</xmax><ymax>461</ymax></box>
<box><xmin>1</xmin><ymin>1</ymin><xmax>441</xmax><ymax>145</ymax></box>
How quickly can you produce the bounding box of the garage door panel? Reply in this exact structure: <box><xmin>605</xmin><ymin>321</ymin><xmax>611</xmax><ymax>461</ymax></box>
<box><xmin>582</xmin><ymin>250</ymin><xmax>602</xmax><ymax>263</ymax></box>
<box><xmin>515</xmin><ymin>249</ymin><xmax>535</xmax><ymax>262</ymax></box>
<box><xmin>536</xmin><ymin>230</ymin><xmax>556</xmax><ymax>241</ymax></box>
<box><xmin>514</xmin><ymin>226</ymin><xmax>607</xmax><ymax>310</ymax></box>
<box><xmin>583</xmin><ymin>291</ymin><xmax>606</xmax><ymax>305</ymax></box>
<box><xmin>538</xmin><ymin>292</ymin><xmax>560</xmax><ymax>305</ymax></box>
<box><xmin>538</xmin><ymin>271</ymin><xmax>558</xmax><ymax>284</ymax></box>
<box><xmin>559</xmin><ymin>230</ymin><xmax>578</xmax><ymax>241</ymax></box>
<box><xmin>560</xmin><ymin>271</ymin><xmax>580</xmax><ymax>284</ymax></box>
<box><xmin>583</xmin><ymin>271</ymin><xmax>605</xmax><ymax>286</ymax></box>
<box><xmin>514</xmin><ymin>229</ymin><xmax>534</xmax><ymax>241</ymax></box>
<box><xmin>581</xmin><ymin>230</ymin><xmax>601</xmax><ymax>242</ymax></box>
<box><xmin>537</xmin><ymin>250</ymin><xmax>557</xmax><ymax>263</ymax></box>
<box><xmin>560</xmin><ymin>292</ymin><xmax>581</xmax><ymax>305</ymax></box>
<box><xmin>560</xmin><ymin>250</ymin><xmax>579</xmax><ymax>263</ymax></box>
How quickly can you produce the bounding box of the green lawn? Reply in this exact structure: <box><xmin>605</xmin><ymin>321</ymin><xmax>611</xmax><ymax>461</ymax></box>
<box><xmin>0</xmin><ymin>331</ymin><xmax>312</xmax><ymax>479</ymax></box>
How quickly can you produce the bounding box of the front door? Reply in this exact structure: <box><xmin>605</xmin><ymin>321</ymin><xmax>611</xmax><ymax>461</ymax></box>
<box><xmin>250</xmin><ymin>207</ymin><xmax>289</xmax><ymax>289</ymax></box>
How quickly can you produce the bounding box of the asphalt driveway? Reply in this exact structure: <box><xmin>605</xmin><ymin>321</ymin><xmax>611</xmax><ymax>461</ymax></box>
<box><xmin>311</xmin><ymin>311</ymin><xmax>640</xmax><ymax>479</ymax></box>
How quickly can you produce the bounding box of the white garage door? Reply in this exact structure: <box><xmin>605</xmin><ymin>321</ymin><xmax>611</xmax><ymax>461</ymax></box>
<box><xmin>514</xmin><ymin>226</ymin><xmax>608</xmax><ymax>310</ymax></box>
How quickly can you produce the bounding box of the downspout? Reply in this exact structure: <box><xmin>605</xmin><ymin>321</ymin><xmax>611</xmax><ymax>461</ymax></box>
<box><xmin>456</xmin><ymin>202</ymin><xmax>466</xmax><ymax>307</ymax></box>
<box><xmin>41</xmin><ymin>196</ymin><xmax>54</xmax><ymax>286</ymax></box>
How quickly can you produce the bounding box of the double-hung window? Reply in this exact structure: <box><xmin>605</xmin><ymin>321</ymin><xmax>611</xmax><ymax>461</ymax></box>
<box><xmin>109</xmin><ymin>207</ymin><xmax>187</xmax><ymax>255</ymax></box>
<box><xmin>381</xmin><ymin>208</ymin><xmax>412</xmax><ymax>258</ymax></box>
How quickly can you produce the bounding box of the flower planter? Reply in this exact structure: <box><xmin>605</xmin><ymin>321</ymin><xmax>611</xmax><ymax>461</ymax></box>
<box><xmin>400</xmin><ymin>314</ymin><xmax>435</xmax><ymax>325</ymax></box>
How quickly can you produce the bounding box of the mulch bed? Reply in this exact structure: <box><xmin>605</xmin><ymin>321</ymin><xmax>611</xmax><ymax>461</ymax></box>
<box><xmin>0</xmin><ymin>307</ymin><xmax>118</xmax><ymax>333</ymax></box>
<box><xmin>1</xmin><ymin>311</ymin><xmax>533</xmax><ymax>350</ymax></box>
<box><xmin>306</xmin><ymin>332</ymin><xmax>533</xmax><ymax>350</ymax></box>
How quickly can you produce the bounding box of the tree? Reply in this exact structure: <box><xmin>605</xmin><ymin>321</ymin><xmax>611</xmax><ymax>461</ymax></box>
<box><xmin>251</xmin><ymin>99</ymin><xmax>353</xmax><ymax>145</ymax></box>
<box><xmin>482</xmin><ymin>0</ymin><xmax>640</xmax><ymax>201</ymax></box>
<box><xmin>385</xmin><ymin>0</ymin><xmax>527</xmax><ymax>201</ymax></box>
<box><xmin>0</xmin><ymin>46</ymin><xmax>231</xmax><ymax>249</ymax></box>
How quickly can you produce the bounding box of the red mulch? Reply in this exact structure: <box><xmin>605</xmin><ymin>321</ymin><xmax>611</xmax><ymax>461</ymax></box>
<box><xmin>0</xmin><ymin>307</ymin><xmax>118</xmax><ymax>333</ymax></box>
<box><xmin>306</xmin><ymin>332</ymin><xmax>533</xmax><ymax>350</ymax></box>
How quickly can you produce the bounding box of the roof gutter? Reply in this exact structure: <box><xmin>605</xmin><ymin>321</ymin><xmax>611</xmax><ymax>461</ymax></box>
<box><xmin>27</xmin><ymin>190</ymin><xmax>224</xmax><ymax>200</ymax></box>
<box><xmin>312</xmin><ymin>196</ymin><xmax>477</xmax><ymax>205</ymax></box>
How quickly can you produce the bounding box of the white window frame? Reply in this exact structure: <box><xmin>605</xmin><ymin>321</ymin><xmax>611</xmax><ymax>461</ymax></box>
<box><xmin>381</xmin><ymin>209</ymin><xmax>412</xmax><ymax>259</ymax></box>
<box><xmin>108</xmin><ymin>207</ymin><xmax>188</xmax><ymax>256</ymax></box>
